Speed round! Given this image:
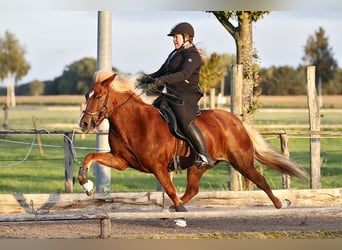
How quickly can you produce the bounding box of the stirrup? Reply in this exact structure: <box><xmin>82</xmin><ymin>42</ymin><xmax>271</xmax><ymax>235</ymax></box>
<box><xmin>196</xmin><ymin>154</ymin><xmax>214</xmax><ymax>169</ymax></box>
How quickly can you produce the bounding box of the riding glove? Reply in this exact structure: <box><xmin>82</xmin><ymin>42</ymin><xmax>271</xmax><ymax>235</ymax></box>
<box><xmin>148</xmin><ymin>78</ymin><xmax>165</xmax><ymax>93</ymax></box>
<box><xmin>138</xmin><ymin>75</ymin><xmax>154</xmax><ymax>85</ymax></box>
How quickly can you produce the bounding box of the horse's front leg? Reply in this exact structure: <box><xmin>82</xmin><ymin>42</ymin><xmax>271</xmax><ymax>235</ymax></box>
<box><xmin>78</xmin><ymin>151</ymin><xmax>128</xmax><ymax>195</ymax></box>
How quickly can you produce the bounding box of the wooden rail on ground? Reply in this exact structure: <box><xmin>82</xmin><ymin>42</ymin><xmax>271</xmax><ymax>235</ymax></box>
<box><xmin>1</xmin><ymin>189</ymin><xmax>342</xmax><ymax>238</ymax></box>
<box><xmin>1</xmin><ymin>206</ymin><xmax>341</xmax><ymax>239</ymax></box>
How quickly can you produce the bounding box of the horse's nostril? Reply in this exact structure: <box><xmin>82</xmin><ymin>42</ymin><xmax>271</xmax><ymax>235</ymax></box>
<box><xmin>81</xmin><ymin>121</ymin><xmax>88</xmax><ymax>129</ymax></box>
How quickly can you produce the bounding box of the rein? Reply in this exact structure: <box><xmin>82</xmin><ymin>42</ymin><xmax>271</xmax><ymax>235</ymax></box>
<box><xmin>108</xmin><ymin>91</ymin><xmax>139</xmax><ymax>114</ymax></box>
<box><xmin>83</xmin><ymin>88</ymin><xmax>143</xmax><ymax>127</ymax></box>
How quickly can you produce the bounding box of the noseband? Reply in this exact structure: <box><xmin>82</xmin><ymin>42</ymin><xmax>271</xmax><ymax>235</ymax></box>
<box><xmin>82</xmin><ymin>91</ymin><xmax>110</xmax><ymax>128</ymax></box>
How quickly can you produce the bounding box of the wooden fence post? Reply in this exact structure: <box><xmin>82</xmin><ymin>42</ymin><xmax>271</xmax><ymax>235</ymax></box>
<box><xmin>306</xmin><ymin>66</ymin><xmax>321</xmax><ymax>189</ymax></box>
<box><xmin>32</xmin><ymin>116</ymin><xmax>44</xmax><ymax>156</ymax></box>
<box><xmin>64</xmin><ymin>133</ymin><xmax>75</xmax><ymax>193</ymax></box>
<box><xmin>100</xmin><ymin>218</ymin><xmax>111</xmax><ymax>239</ymax></box>
<box><xmin>280</xmin><ymin>133</ymin><xmax>291</xmax><ymax>189</ymax></box>
<box><xmin>79</xmin><ymin>103</ymin><xmax>85</xmax><ymax>140</ymax></box>
<box><xmin>230</xmin><ymin>64</ymin><xmax>243</xmax><ymax>191</ymax></box>
<box><xmin>3</xmin><ymin>104</ymin><xmax>8</xmax><ymax>129</ymax></box>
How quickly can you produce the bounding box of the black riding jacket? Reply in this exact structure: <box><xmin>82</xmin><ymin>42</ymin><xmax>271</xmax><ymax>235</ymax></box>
<box><xmin>149</xmin><ymin>43</ymin><xmax>203</xmax><ymax>100</ymax></box>
<box><xmin>149</xmin><ymin>43</ymin><xmax>203</xmax><ymax>129</ymax></box>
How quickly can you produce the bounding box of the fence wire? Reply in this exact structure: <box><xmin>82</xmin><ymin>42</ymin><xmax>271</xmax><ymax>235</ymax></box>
<box><xmin>0</xmin><ymin>131</ymin><xmax>341</xmax><ymax>168</ymax></box>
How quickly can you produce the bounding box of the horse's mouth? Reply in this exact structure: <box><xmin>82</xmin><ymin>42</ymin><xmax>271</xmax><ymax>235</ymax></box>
<box><xmin>79</xmin><ymin>121</ymin><xmax>94</xmax><ymax>133</ymax></box>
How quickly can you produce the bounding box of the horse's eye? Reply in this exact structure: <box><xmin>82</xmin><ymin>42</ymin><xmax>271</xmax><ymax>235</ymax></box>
<box><xmin>96</xmin><ymin>95</ymin><xmax>102</xmax><ymax>100</ymax></box>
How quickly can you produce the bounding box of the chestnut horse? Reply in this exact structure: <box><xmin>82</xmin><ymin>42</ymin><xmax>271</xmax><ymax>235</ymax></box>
<box><xmin>78</xmin><ymin>70</ymin><xmax>308</xmax><ymax>213</ymax></box>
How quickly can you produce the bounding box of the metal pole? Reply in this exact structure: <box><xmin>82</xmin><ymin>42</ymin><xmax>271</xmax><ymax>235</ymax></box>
<box><xmin>94</xmin><ymin>11</ymin><xmax>112</xmax><ymax>193</ymax></box>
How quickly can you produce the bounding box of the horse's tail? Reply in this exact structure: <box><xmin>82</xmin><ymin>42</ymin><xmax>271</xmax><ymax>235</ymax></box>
<box><xmin>244</xmin><ymin>124</ymin><xmax>309</xmax><ymax>180</ymax></box>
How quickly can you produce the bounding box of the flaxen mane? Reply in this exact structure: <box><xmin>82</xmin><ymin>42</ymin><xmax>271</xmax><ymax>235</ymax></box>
<box><xmin>93</xmin><ymin>69</ymin><xmax>138</xmax><ymax>93</ymax></box>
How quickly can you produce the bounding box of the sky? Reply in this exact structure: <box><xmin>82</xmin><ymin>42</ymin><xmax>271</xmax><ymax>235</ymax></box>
<box><xmin>1</xmin><ymin>10</ymin><xmax>342</xmax><ymax>85</ymax></box>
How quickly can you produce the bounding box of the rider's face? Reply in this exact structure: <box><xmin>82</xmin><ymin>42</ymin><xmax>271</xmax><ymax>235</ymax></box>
<box><xmin>173</xmin><ymin>34</ymin><xmax>184</xmax><ymax>49</ymax></box>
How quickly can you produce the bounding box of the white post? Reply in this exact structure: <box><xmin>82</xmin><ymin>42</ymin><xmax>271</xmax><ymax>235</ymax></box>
<box><xmin>230</xmin><ymin>64</ymin><xmax>243</xmax><ymax>191</ymax></box>
<box><xmin>210</xmin><ymin>88</ymin><xmax>216</xmax><ymax>109</ymax></box>
<box><xmin>94</xmin><ymin>11</ymin><xmax>112</xmax><ymax>193</ymax></box>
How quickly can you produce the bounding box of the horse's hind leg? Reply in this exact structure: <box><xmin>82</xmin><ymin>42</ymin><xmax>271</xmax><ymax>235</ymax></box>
<box><xmin>180</xmin><ymin>166</ymin><xmax>207</xmax><ymax>205</ymax></box>
<box><xmin>231</xmin><ymin>154</ymin><xmax>284</xmax><ymax>209</ymax></box>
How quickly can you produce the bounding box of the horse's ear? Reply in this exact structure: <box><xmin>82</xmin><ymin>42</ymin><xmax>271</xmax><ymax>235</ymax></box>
<box><xmin>102</xmin><ymin>73</ymin><xmax>116</xmax><ymax>87</ymax></box>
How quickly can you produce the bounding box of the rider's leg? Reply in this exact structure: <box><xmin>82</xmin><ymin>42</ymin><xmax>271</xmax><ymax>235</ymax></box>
<box><xmin>167</xmin><ymin>95</ymin><xmax>214</xmax><ymax>169</ymax></box>
<box><xmin>183</xmin><ymin>121</ymin><xmax>214</xmax><ymax>169</ymax></box>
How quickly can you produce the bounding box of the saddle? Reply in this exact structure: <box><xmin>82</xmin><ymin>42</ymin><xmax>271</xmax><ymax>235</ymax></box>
<box><xmin>157</xmin><ymin>100</ymin><xmax>201</xmax><ymax>172</ymax></box>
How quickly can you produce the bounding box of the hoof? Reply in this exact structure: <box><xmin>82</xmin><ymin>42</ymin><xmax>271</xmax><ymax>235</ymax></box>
<box><xmin>174</xmin><ymin>218</ymin><xmax>187</xmax><ymax>227</ymax></box>
<box><xmin>281</xmin><ymin>198</ymin><xmax>291</xmax><ymax>208</ymax></box>
<box><xmin>82</xmin><ymin>180</ymin><xmax>94</xmax><ymax>196</ymax></box>
<box><xmin>169</xmin><ymin>204</ymin><xmax>187</xmax><ymax>212</ymax></box>
<box><xmin>85</xmin><ymin>189</ymin><xmax>94</xmax><ymax>196</ymax></box>
<box><xmin>175</xmin><ymin>204</ymin><xmax>187</xmax><ymax>212</ymax></box>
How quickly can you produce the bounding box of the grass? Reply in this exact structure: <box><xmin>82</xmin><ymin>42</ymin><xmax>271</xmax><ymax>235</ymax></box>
<box><xmin>257</xmin><ymin>95</ymin><xmax>342</xmax><ymax>109</ymax></box>
<box><xmin>1</xmin><ymin>131</ymin><xmax>342</xmax><ymax>194</ymax></box>
<box><xmin>0</xmin><ymin>133</ymin><xmax>232</xmax><ymax>193</ymax></box>
<box><xmin>0</xmin><ymin>95</ymin><xmax>85</xmax><ymax>106</ymax></box>
<box><xmin>0</xmin><ymin>95</ymin><xmax>342</xmax><ymax>193</ymax></box>
<box><xmin>262</xmin><ymin>136</ymin><xmax>342</xmax><ymax>189</ymax></box>
<box><xmin>3</xmin><ymin>106</ymin><xmax>80</xmax><ymax>129</ymax></box>
<box><xmin>254</xmin><ymin>109</ymin><xmax>342</xmax><ymax>126</ymax></box>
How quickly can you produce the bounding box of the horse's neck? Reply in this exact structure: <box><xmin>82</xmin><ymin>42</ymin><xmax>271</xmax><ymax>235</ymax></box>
<box><xmin>109</xmin><ymin>94</ymin><xmax>157</xmax><ymax>130</ymax></box>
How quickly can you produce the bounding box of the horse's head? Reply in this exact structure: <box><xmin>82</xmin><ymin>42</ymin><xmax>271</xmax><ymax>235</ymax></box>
<box><xmin>78</xmin><ymin>70</ymin><xmax>139</xmax><ymax>132</ymax></box>
<box><xmin>78</xmin><ymin>70</ymin><xmax>116</xmax><ymax>132</ymax></box>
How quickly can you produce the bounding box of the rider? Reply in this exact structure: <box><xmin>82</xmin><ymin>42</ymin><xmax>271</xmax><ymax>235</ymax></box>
<box><xmin>140</xmin><ymin>22</ymin><xmax>214</xmax><ymax>169</ymax></box>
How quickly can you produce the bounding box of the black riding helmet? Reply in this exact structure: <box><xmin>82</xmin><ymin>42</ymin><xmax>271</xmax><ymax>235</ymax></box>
<box><xmin>167</xmin><ymin>22</ymin><xmax>194</xmax><ymax>42</ymax></box>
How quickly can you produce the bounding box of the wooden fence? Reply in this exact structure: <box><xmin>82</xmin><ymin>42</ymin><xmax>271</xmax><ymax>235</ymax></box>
<box><xmin>1</xmin><ymin>128</ymin><xmax>341</xmax><ymax>193</ymax></box>
<box><xmin>1</xmin><ymin>205</ymin><xmax>342</xmax><ymax>239</ymax></box>
<box><xmin>230</xmin><ymin>65</ymin><xmax>322</xmax><ymax>190</ymax></box>
<box><xmin>1</xmin><ymin>189</ymin><xmax>342</xmax><ymax>238</ymax></box>
<box><xmin>1</xmin><ymin>128</ymin><xmax>341</xmax><ymax>238</ymax></box>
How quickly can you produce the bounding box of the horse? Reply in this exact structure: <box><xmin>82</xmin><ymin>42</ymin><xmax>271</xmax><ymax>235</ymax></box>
<box><xmin>77</xmin><ymin>70</ymin><xmax>308</xmax><ymax>214</ymax></box>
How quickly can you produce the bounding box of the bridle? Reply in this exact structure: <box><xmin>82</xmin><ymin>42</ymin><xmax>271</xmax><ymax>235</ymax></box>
<box><xmin>82</xmin><ymin>88</ymin><xmax>140</xmax><ymax>128</ymax></box>
<box><xmin>82</xmin><ymin>89</ymin><xmax>110</xmax><ymax>128</ymax></box>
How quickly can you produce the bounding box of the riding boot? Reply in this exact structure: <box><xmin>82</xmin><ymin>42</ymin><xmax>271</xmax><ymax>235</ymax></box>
<box><xmin>184</xmin><ymin>121</ymin><xmax>214</xmax><ymax>169</ymax></box>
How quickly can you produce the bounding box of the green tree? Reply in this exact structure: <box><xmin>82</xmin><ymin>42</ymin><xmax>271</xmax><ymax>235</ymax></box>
<box><xmin>0</xmin><ymin>30</ymin><xmax>30</xmax><ymax>107</ymax></box>
<box><xmin>221</xmin><ymin>53</ymin><xmax>236</xmax><ymax>68</ymax></box>
<box><xmin>28</xmin><ymin>80</ymin><xmax>44</xmax><ymax>96</ymax></box>
<box><xmin>209</xmin><ymin>11</ymin><xmax>269</xmax><ymax>123</ymax></box>
<box><xmin>199</xmin><ymin>52</ymin><xmax>226</xmax><ymax>108</ymax></box>
<box><xmin>259</xmin><ymin>66</ymin><xmax>306</xmax><ymax>95</ymax></box>
<box><xmin>302</xmin><ymin>26</ymin><xmax>337</xmax><ymax>97</ymax></box>
<box><xmin>54</xmin><ymin>57</ymin><xmax>97</xmax><ymax>94</ymax></box>
<box><xmin>54</xmin><ymin>57</ymin><xmax>119</xmax><ymax>94</ymax></box>
<box><xmin>325</xmin><ymin>68</ymin><xmax>342</xmax><ymax>95</ymax></box>
<box><xmin>220</xmin><ymin>53</ymin><xmax>236</xmax><ymax>95</ymax></box>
